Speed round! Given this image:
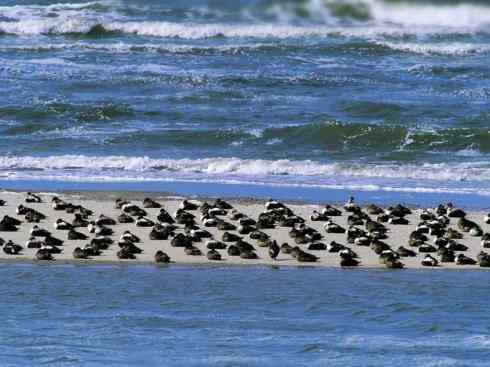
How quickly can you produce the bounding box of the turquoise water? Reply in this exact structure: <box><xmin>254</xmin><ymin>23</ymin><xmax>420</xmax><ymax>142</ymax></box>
<box><xmin>1</xmin><ymin>264</ymin><xmax>490</xmax><ymax>366</ymax></box>
<box><xmin>1</xmin><ymin>0</ymin><xmax>490</xmax><ymax>198</ymax></box>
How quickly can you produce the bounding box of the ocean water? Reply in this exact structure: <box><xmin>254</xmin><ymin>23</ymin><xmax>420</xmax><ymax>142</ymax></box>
<box><xmin>1</xmin><ymin>263</ymin><xmax>490</xmax><ymax>367</ymax></box>
<box><xmin>0</xmin><ymin>0</ymin><xmax>490</xmax><ymax>200</ymax></box>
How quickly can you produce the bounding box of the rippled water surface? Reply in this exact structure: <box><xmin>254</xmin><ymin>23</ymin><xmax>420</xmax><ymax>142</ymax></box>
<box><xmin>1</xmin><ymin>264</ymin><xmax>490</xmax><ymax>366</ymax></box>
<box><xmin>1</xmin><ymin>0</ymin><xmax>490</xmax><ymax>197</ymax></box>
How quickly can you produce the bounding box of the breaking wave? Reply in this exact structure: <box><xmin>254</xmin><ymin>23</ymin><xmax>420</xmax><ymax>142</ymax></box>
<box><xmin>1</xmin><ymin>0</ymin><xmax>490</xmax><ymax>39</ymax></box>
<box><xmin>1</xmin><ymin>154</ymin><xmax>490</xmax><ymax>183</ymax></box>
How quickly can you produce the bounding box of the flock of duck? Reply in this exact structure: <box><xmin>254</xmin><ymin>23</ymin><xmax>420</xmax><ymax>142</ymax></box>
<box><xmin>0</xmin><ymin>193</ymin><xmax>490</xmax><ymax>268</ymax></box>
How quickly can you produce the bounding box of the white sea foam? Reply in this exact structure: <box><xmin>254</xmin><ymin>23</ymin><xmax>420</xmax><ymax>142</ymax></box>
<box><xmin>0</xmin><ymin>0</ymin><xmax>489</xmax><ymax>39</ymax></box>
<box><xmin>4</xmin><ymin>39</ymin><xmax>488</xmax><ymax>59</ymax></box>
<box><xmin>0</xmin><ymin>19</ymin><xmax>479</xmax><ymax>39</ymax></box>
<box><xmin>364</xmin><ymin>0</ymin><xmax>490</xmax><ymax>29</ymax></box>
<box><xmin>0</xmin><ymin>155</ymin><xmax>490</xmax><ymax>183</ymax></box>
<box><xmin>379</xmin><ymin>41</ymin><xmax>490</xmax><ymax>56</ymax></box>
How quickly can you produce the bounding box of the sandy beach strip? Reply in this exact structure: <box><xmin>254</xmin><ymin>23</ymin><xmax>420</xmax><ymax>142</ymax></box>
<box><xmin>0</xmin><ymin>190</ymin><xmax>489</xmax><ymax>269</ymax></box>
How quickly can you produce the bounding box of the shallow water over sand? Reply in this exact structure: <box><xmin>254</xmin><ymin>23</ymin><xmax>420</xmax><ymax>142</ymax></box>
<box><xmin>1</xmin><ymin>263</ymin><xmax>490</xmax><ymax>366</ymax></box>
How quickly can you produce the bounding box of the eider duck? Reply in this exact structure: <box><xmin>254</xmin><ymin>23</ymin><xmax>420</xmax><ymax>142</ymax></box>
<box><xmin>184</xmin><ymin>245</ymin><xmax>202</xmax><ymax>256</ymax></box>
<box><xmin>327</xmin><ymin>241</ymin><xmax>344</xmax><ymax>253</ymax></box>
<box><xmin>397</xmin><ymin>246</ymin><xmax>416</xmax><ymax>257</ymax></box>
<box><xmin>324</xmin><ymin>220</ymin><xmax>346</xmax><ymax>234</ymax></box>
<box><xmin>371</xmin><ymin>240</ymin><xmax>390</xmax><ymax>255</ymax></box>
<box><xmin>280</xmin><ymin>243</ymin><xmax>293</xmax><ymax>254</ymax></box>
<box><xmin>237</xmin><ymin>224</ymin><xmax>255</xmax><ymax>235</ymax></box>
<box><xmin>118</xmin><ymin>213</ymin><xmax>135</xmax><ymax>224</ymax></box>
<box><xmin>222</xmin><ymin>232</ymin><xmax>242</xmax><ymax>242</ymax></box>
<box><xmin>25</xmin><ymin>192</ymin><xmax>41</xmax><ymax>203</ymax></box>
<box><xmin>418</xmin><ymin>243</ymin><xmax>437</xmax><ymax>253</ymax></box>
<box><xmin>149</xmin><ymin>225</ymin><xmax>173</xmax><ymax>240</ymax></box>
<box><xmin>388</xmin><ymin>216</ymin><xmax>409</xmax><ymax>225</ymax></box>
<box><xmin>455</xmin><ymin>254</ymin><xmax>477</xmax><ymax>265</ymax></box>
<box><xmin>41</xmin><ymin>244</ymin><xmax>61</xmax><ymax>254</ymax></box>
<box><xmin>343</xmin><ymin>196</ymin><xmax>359</xmax><ymax>212</ymax></box>
<box><xmin>250</xmin><ymin>230</ymin><xmax>268</xmax><ymax>241</ymax></box>
<box><xmin>180</xmin><ymin>200</ymin><xmax>199</xmax><ymax>211</ymax></box>
<box><xmin>44</xmin><ymin>235</ymin><xmax>64</xmax><ymax>247</ymax></box>
<box><xmin>339</xmin><ymin>250</ymin><xmax>360</xmax><ymax>267</ymax></box>
<box><xmin>68</xmin><ymin>229</ymin><xmax>88</xmax><ymax>240</ymax></box>
<box><xmin>0</xmin><ymin>217</ymin><xmax>19</xmax><ymax>232</ymax></box>
<box><xmin>308</xmin><ymin>242</ymin><xmax>327</xmax><ymax>251</ymax></box>
<box><xmin>88</xmin><ymin>222</ymin><xmax>113</xmax><ymax>236</ymax></box>
<box><xmin>469</xmin><ymin>226</ymin><xmax>483</xmax><ymax>237</ymax></box>
<box><xmin>208</xmin><ymin>207</ymin><xmax>227</xmax><ymax>217</ymax></box>
<box><xmin>421</xmin><ymin>255</ymin><xmax>438</xmax><ymax>267</ymax></box>
<box><xmin>136</xmin><ymin>217</ymin><xmax>155</xmax><ymax>227</ymax></box>
<box><xmin>214</xmin><ymin>198</ymin><xmax>233</xmax><ymax>210</ymax></box>
<box><xmin>347</xmin><ymin>214</ymin><xmax>364</xmax><ymax>226</ymax></box>
<box><xmin>446</xmin><ymin>203</ymin><xmax>466</xmax><ymax>218</ymax></box>
<box><xmin>54</xmin><ymin>219</ymin><xmax>73</xmax><ymax>231</ymax></box>
<box><xmin>26</xmin><ymin>237</ymin><xmax>44</xmax><ymax>249</ymax></box>
<box><xmin>236</xmin><ymin>239</ymin><xmax>255</xmax><ymax>253</ymax></box>
<box><xmin>117</xmin><ymin>247</ymin><xmax>136</xmax><ymax>260</ymax></box>
<box><xmin>458</xmin><ymin>217</ymin><xmax>479</xmax><ymax>232</ymax></box>
<box><xmin>115</xmin><ymin>198</ymin><xmax>130</xmax><ymax>209</ymax></box>
<box><xmin>481</xmin><ymin>233</ymin><xmax>490</xmax><ymax>248</ymax></box>
<box><xmin>157</xmin><ymin>209</ymin><xmax>174</xmax><ymax>224</ymax></box>
<box><xmin>83</xmin><ymin>243</ymin><xmax>102</xmax><ymax>257</ymax></box>
<box><xmin>366</xmin><ymin>204</ymin><xmax>383</xmax><ymax>215</ymax></box>
<box><xmin>72</xmin><ymin>214</ymin><xmax>89</xmax><ymax>228</ymax></box>
<box><xmin>207</xmin><ymin>249</ymin><xmax>222</xmax><ymax>261</ymax></box>
<box><xmin>265</xmin><ymin>199</ymin><xmax>284</xmax><ymax>210</ymax></box>
<box><xmin>240</xmin><ymin>250</ymin><xmax>258</xmax><ymax>259</ymax></box>
<box><xmin>227</xmin><ymin>245</ymin><xmax>241</xmax><ymax>256</ymax></box>
<box><xmin>206</xmin><ymin>240</ymin><xmax>227</xmax><ymax>250</ymax></box>
<box><xmin>154</xmin><ymin>250</ymin><xmax>170</xmax><ymax>263</ymax></box>
<box><xmin>122</xmin><ymin>204</ymin><xmax>147</xmax><ymax>217</ymax></box>
<box><xmin>143</xmin><ymin>198</ymin><xmax>161</xmax><ymax>209</ymax></box>
<box><xmin>35</xmin><ymin>248</ymin><xmax>54</xmax><ymax>261</ymax></box>
<box><xmin>51</xmin><ymin>197</ymin><xmax>67</xmax><ymax>211</ymax></box>
<box><xmin>73</xmin><ymin>247</ymin><xmax>89</xmax><ymax>259</ymax></box>
<box><xmin>291</xmin><ymin>246</ymin><xmax>319</xmax><ymax>263</ymax></box>
<box><xmin>30</xmin><ymin>225</ymin><xmax>51</xmax><ymax>237</ymax></box>
<box><xmin>25</xmin><ymin>210</ymin><xmax>45</xmax><ymax>223</ymax></box>
<box><xmin>445</xmin><ymin>241</ymin><xmax>468</xmax><ymax>252</ymax></box>
<box><xmin>340</xmin><ymin>256</ymin><xmax>360</xmax><ymax>267</ymax></box>
<box><xmin>322</xmin><ymin>205</ymin><xmax>342</xmax><ymax>216</ymax></box>
<box><xmin>439</xmin><ymin>248</ymin><xmax>455</xmax><ymax>263</ymax></box>
<box><xmin>384</xmin><ymin>254</ymin><xmax>404</xmax><ymax>269</ymax></box>
<box><xmin>477</xmin><ymin>252</ymin><xmax>490</xmax><ymax>267</ymax></box>
<box><xmin>3</xmin><ymin>240</ymin><xmax>22</xmax><ymax>255</ymax></box>
<box><xmin>121</xmin><ymin>231</ymin><xmax>141</xmax><ymax>243</ymax></box>
<box><xmin>445</xmin><ymin>228</ymin><xmax>463</xmax><ymax>240</ymax></box>
<box><xmin>119</xmin><ymin>242</ymin><xmax>142</xmax><ymax>254</ymax></box>
<box><xmin>171</xmin><ymin>233</ymin><xmax>192</xmax><ymax>248</ymax></box>
<box><xmin>216</xmin><ymin>221</ymin><xmax>236</xmax><ymax>231</ymax></box>
<box><xmin>311</xmin><ymin>210</ymin><xmax>329</xmax><ymax>222</ymax></box>
<box><xmin>96</xmin><ymin>215</ymin><xmax>116</xmax><ymax>226</ymax></box>
<box><xmin>90</xmin><ymin>236</ymin><xmax>112</xmax><ymax>250</ymax></box>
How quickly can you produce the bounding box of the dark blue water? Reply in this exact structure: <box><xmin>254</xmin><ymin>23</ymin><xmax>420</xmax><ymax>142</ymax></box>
<box><xmin>1</xmin><ymin>0</ymin><xmax>490</xmax><ymax>198</ymax></box>
<box><xmin>1</xmin><ymin>263</ymin><xmax>490</xmax><ymax>366</ymax></box>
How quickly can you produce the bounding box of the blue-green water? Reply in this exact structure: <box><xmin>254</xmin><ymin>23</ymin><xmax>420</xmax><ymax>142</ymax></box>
<box><xmin>1</xmin><ymin>0</ymin><xmax>490</xmax><ymax>198</ymax></box>
<box><xmin>1</xmin><ymin>264</ymin><xmax>490</xmax><ymax>366</ymax></box>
